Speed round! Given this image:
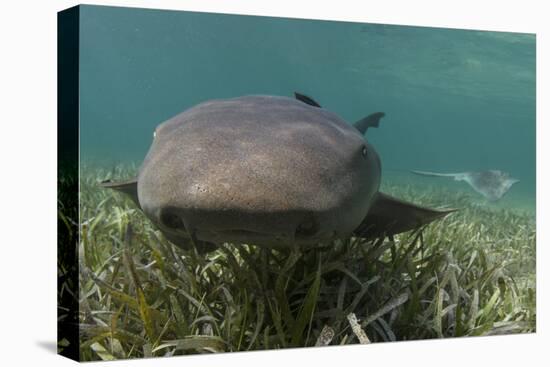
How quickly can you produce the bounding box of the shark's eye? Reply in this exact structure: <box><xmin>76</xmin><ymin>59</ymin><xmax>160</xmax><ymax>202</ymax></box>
<box><xmin>362</xmin><ymin>145</ymin><xmax>368</xmax><ymax>157</ymax></box>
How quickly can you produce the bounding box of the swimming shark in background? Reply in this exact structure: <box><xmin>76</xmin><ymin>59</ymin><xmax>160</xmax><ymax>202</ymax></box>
<box><xmin>102</xmin><ymin>93</ymin><xmax>455</xmax><ymax>252</ymax></box>
<box><xmin>410</xmin><ymin>170</ymin><xmax>519</xmax><ymax>202</ymax></box>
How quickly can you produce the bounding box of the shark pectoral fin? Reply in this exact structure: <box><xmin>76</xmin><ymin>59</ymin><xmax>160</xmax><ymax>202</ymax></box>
<box><xmin>100</xmin><ymin>178</ymin><xmax>141</xmax><ymax>208</ymax></box>
<box><xmin>353</xmin><ymin>192</ymin><xmax>456</xmax><ymax>240</ymax></box>
<box><xmin>294</xmin><ymin>92</ymin><xmax>322</xmax><ymax>108</ymax></box>
<box><xmin>353</xmin><ymin>112</ymin><xmax>385</xmax><ymax>135</ymax></box>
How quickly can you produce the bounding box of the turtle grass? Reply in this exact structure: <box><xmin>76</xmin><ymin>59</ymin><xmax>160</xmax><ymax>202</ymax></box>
<box><xmin>60</xmin><ymin>164</ymin><xmax>536</xmax><ymax>361</ymax></box>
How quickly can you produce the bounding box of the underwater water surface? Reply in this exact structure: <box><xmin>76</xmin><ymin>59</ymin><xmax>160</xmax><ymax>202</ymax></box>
<box><xmin>69</xmin><ymin>5</ymin><xmax>536</xmax><ymax>360</ymax></box>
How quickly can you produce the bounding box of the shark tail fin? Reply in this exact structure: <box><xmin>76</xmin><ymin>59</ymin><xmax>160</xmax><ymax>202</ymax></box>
<box><xmin>354</xmin><ymin>112</ymin><xmax>385</xmax><ymax>135</ymax></box>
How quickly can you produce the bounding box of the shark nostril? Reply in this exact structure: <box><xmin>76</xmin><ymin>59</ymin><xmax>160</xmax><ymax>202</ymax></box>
<box><xmin>295</xmin><ymin>217</ymin><xmax>319</xmax><ymax>239</ymax></box>
<box><xmin>160</xmin><ymin>209</ymin><xmax>185</xmax><ymax>231</ymax></box>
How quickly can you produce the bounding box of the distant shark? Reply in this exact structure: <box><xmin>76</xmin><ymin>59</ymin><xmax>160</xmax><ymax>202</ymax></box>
<box><xmin>102</xmin><ymin>93</ymin><xmax>455</xmax><ymax>252</ymax></box>
<box><xmin>411</xmin><ymin>170</ymin><xmax>519</xmax><ymax>202</ymax></box>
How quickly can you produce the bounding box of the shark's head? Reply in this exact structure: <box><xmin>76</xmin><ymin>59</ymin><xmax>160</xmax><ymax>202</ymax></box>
<box><xmin>136</xmin><ymin>96</ymin><xmax>381</xmax><ymax>250</ymax></box>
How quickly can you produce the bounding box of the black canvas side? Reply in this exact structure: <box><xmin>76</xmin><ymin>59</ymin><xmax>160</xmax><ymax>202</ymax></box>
<box><xmin>57</xmin><ymin>5</ymin><xmax>80</xmax><ymax>361</ymax></box>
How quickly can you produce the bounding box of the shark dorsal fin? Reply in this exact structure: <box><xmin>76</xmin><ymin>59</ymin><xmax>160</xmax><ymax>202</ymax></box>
<box><xmin>294</xmin><ymin>92</ymin><xmax>321</xmax><ymax>108</ymax></box>
<box><xmin>354</xmin><ymin>112</ymin><xmax>385</xmax><ymax>135</ymax></box>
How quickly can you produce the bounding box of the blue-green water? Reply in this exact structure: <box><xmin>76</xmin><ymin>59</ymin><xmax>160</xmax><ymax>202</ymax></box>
<box><xmin>79</xmin><ymin>5</ymin><xmax>535</xmax><ymax>212</ymax></box>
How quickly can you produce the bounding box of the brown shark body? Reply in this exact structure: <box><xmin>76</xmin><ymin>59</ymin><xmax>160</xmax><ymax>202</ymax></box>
<box><xmin>102</xmin><ymin>94</ymin><xmax>455</xmax><ymax>251</ymax></box>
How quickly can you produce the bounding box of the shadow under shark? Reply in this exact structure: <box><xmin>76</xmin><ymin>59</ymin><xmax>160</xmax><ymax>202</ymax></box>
<box><xmin>102</xmin><ymin>93</ymin><xmax>456</xmax><ymax>252</ymax></box>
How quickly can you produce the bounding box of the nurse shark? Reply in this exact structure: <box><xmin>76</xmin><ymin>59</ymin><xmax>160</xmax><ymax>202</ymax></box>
<box><xmin>102</xmin><ymin>93</ymin><xmax>455</xmax><ymax>252</ymax></box>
